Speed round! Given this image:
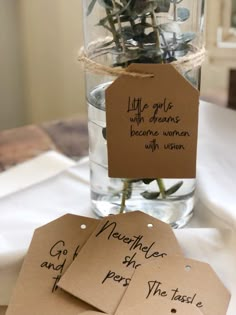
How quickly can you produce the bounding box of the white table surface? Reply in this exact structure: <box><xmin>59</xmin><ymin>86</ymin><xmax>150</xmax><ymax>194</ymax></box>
<box><xmin>1</xmin><ymin>101</ymin><xmax>236</xmax><ymax>315</ymax></box>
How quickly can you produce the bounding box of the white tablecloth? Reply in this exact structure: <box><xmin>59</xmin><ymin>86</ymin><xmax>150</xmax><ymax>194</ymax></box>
<box><xmin>0</xmin><ymin>102</ymin><xmax>236</xmax><ymax>314</ymax></box>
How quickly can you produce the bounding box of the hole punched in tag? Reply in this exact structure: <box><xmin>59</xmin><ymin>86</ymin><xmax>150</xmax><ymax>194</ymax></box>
<box><xmin>80</xmin><ymin>224</ymin><xmax>87</xmax><ymax>230</ymax></box>
<box><xmin>171</xmin><ymin>309</ymin><xmax>177</xmax><ymax>313</ymax></box>
<box><xmin>147</xmin><ymin>223</ymin><xmax>153</xmax><ymax>228</ymax></box>
<box><xmin>185</xmin><ymin>265</ymin><xmax>192</xmax><ymax>271</ymax></box>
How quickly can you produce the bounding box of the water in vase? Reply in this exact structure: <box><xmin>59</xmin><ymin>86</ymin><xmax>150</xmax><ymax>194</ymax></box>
<box><xmin>88</xmin><ymin>82</ymin><xmax>195</xmax><ymax>228</ymax></box>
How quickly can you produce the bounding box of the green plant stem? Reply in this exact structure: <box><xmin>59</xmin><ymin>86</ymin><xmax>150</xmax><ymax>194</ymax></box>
<box><xmin>121</xmin><ymin>0</ymin><xmax>135</xmax><ymax>47</ymax></box>
<box><xmin>159</xmin><ymin>29</ymin><xmax>172</xmax><ymax>59</ymax></box>
<box><xmin>150</xmin><ymin>10</ymin><xmax>160</xmax><ymax>49</ymax></box>
<box><xmin>119</xmin><ymin>180</ymin><xmax>130</xmax><ymax>213</ymax></box>
<box><xmin>173</xmin><ymin>2</ymin><xmax>177</xmax><ymax>20</ymax></box>
<box><xmin>173</xmin><ymin>1</ymin><xmax>177</xmax><ymax>54</ymax></box>
<box><xmin>156</xmin><ymin>178</ymin><xmax>166</xmax><ymax>199</ymax></box>
<box><xmin>105</xmin><ymin>8</ymin><xmax>121</xmax><ymax>49</ymax></box>
<box><xmin>113</xmin><ymin>0</ymin><xmax>126</xmax><ymax>52</ymax></box>
<box><xmin>124</xmin><ymin>1</ymin><xmax>135</xmax><ymax>29</ymax></box>
<box><xmin>120</xmin><ymin>180</ymin><xmax>132</xmax><ymax>213</ymax></box>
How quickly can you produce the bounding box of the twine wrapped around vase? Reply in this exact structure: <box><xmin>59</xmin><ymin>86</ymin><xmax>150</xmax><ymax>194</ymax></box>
<box><xmin>78</xmin><ymin>37</ymin><xmax>206</xmax><ymax>79</ymax></box>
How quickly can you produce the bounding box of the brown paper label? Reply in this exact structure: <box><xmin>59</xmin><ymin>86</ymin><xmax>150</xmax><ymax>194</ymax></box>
<box><xmin>59</xmin><ymin>211</ymin><xmax>183</xmax><ymax>314</ymax></box>
<box><xmin>115</xmin><ymin>256</ymin><xmax>231</xmax><ymax>315</ymax></box>
<box><xmin>6</xmin><ymin>214</ymin><xmax>99</xmax><ymax>315</ymax></box>
<box><xmin>78</xmin><ymin>300</ymin><xmax>204</xmax><ymax>315</ymax></box>
<box><xmin>117</xmin><ymin>299</ymin><xmax>204</xmax><ymax>315</ymax></box>
<box><xmin>106</xmin><ymin>64</ymin><xmax>199</xmax><ymax>178</ymax></box>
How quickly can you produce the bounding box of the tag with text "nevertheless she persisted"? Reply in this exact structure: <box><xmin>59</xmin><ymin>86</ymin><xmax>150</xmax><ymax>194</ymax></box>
<box><xmin>59</xmin><ymin>211</ymin><xmax>183</xmax><ymax>314</ymax></box>
<box><xmin>106</xmin><ymin>64</ymin><xmax>199</xmax><ymax>179</ymax></box>
<box><xmin>115</xmin><ymin>256</ymin><xmax>231</xmax><ymax>315</ymax></box>
<box><xmin>6</xmin><ymin>214</ymin><xmax>99</xmax><ymax>315</ymax></box>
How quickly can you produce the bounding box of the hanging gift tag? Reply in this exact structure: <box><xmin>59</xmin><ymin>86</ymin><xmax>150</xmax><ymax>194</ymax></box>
<box><xmin>59</xmin><ymin>211</ymin><xmax>183</xmax><ymax>314</ymax></box>
<box><xmin>6</xmin><ymin>214</ymin><xmax>99</xmax><ymax>315</ymax></box>
<box><xmin>106</xmin><ymin>64</ymin><xmax>199</xmax><ymax>179</ymax></box>
<box><xmin>117</xmin><ymin>298</ymin><xmax>204</xmax><ymax>315</ymax></box>
<box><xmin>115</xmin><ymin>256</ymin><xmax>231</xmax><ymax>315</ymax></box>
<box><xmin>77</xmin><ymin>300</ymin><xmax>204</xmax><ymax>315</ymax></box>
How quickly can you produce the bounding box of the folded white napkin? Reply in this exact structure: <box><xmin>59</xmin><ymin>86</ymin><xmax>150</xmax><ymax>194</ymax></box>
<box><xmin>0</xmin><ymin>152</ymin><xmax>94</xmax><ymax>305</ymax></box>
<box><xmin>197</xmin><ymin>103</ymin><xmax>236</xmax><ymax>228</ymax></box>
<box><xmin>0</xmin><ymin>151</ymin><xmax>76</xmax><ymax>199</ymax></box>
<box><xmin>0</xmin><ymin>102</ymin><xmax>236</xmax><ymax>315</ymax></box>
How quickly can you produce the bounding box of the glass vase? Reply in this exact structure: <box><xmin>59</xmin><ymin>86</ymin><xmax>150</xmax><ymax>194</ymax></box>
<box><xmin>82</xmin><ymin>0</ymin><xmax>205</xmax><ymax>228</ymax></box>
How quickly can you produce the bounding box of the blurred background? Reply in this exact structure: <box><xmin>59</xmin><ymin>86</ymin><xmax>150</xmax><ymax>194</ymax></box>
<box><xmin>0</xmin><ymin>0</ymin><xmax>236</xmax><ymax>131</ymax></box>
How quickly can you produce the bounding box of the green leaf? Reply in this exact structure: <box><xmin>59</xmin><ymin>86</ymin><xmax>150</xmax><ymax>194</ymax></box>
<box><xmin>102</xmin><ymin>127</ymin><xmax>107</xmax><ymax>140</ymax></box>
<box><xmin>141</xmin><ymin>191</ymin><xmax>160</xmax><ymax>200</ymax></box>
<box><xmin>98</xmin><ymin>0</ymin><xmax>133</xmax><ymax>26</ymax></box>
<box><xmin>177</xmin><ymin>7</ymin><xmax>190</xmax><ymax>21</ymax></box>
<box><xmin>98</xmin><ymin>0</ymin><xmax>113</xmax><ymax>9</ymax></box>
<box><xmin>115</xmin><ymin>52</ymin><xmax>140</xmax><ymax>65</ymax></box>
<box><xmin>165</xmin><ymin>181</ymin><xmax>183</xmax><ymax>196</ymax></box>
<box><xmin>145</xmin><ymin>31</ymin><xmax>158</xmax><ymax>43</ymax></box>
<box><xmin>180</xmin><ymin>32</ymin><xmax>196</xmax><ymax>43</ymax></box>
<box><xmin>114</xmin><ymin>15</ymin><xmax>132</xmax><ymax>23</ymax></box>
<box><xmin>184</xmin><ymin>71</ymin><xmax>198</xmax><ymax>88</ymax></box>
<box><xmin>142</xmin><ymin>178</ymin><xmax>156</xmax><ymax>185</ymax></box>
<box><xmin>126</xmin><ymin>178</ymin><xmax>142</xmax><ymax>183</ymax></box>
<box><xmin>170</xmin><ymin>0</ymin><xmax>184</xmax><ymax>4</ymax></box>
<box><xmin>161</xmin><ymin>31</ymin><xmax>196</xmax><ymax>49</ymax></box>
<box><xmin>131</xmin><ymin>0</ymin><xmax>158</xmax><ymax>15</ymax></box>
<box><xmin>171</xmin><ymin>43</ymin><xmax>190</xmax><ymax>57</ymax></box>
<box><xmin>159</xmin><ymin>22</ymin><xmax>182</xmax><ymax>34</ymax></box>
<box><xmin>97</xmin><ymin>15</ymin><xmax>130</xmax><ymax>29</ymax></box>
<box><xmin>96</xmin><ymin>40</ymin><xmax>114</xmax><ymax>50</ymax></box>
<box><xmin>133</xmin><ymin>23</ymin><xmax>151</xmax><ymax>35</ymax></box>
<box><xmin>155</xmin><ymin>0</ymin><xmax>171</xmax><ymax>13</ymax></box>
<box><xmin>121</xmin><ymin>26</ymin><xmax>134</xmax><ymax>40</ymax></box>
<box><xmin>87</xmin><ymin>0</ymin><xmax>97</xmax><ymax>15</ymax></box>
<box><xmin>164</xmin><ymin>56</ymin><xmax>177</xmax><ymax>63</ymax></box>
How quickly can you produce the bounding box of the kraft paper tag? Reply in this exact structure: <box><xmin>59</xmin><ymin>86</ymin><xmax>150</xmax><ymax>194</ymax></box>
<box><xmin>63</xmin><ymin>296</ymin><xmax>204</xmax><ymax>315</ymax></box>
<box><xmin>106</xmin><ymin>64</ymin><xmax>199</xmax><ymax>178</ymax></box>
<box><xmin>6</xmin><ymin>214</ymin><xmax>99</xmax><ymax>315</ymax></box>
<box><xmin>78</xmin><ymin>300</ymin><xmax>204</xmax><ymax>315</ymax></box>
<box><xmin>117</xmin><ymin>299</ymin><xmax>204</xmax><ymax>315</ymax></box>
<box><xmin>115</xmin><ymin>256</ymin><xmax>231</xmax><ymax>315</ymax></box>
<box><xmin>59</xmin><ymin>211</ymin><xmax>183</xmax><ymax>314</ymax></box>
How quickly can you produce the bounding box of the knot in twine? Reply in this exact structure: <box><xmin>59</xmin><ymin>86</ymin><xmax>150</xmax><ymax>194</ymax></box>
<box><xmin>78</xmin><ymin>37</ymin><xmax>206</xmax><ymax>78</ymax></box>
